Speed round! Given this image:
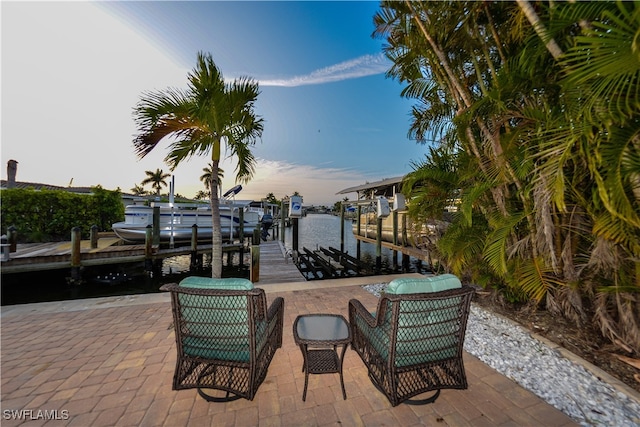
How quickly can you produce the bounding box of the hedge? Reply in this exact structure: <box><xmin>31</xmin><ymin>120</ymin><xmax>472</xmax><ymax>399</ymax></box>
<box><xmin>1</xmin><ymin>186</ymin><xmax>124</xmax><ymax>242</ymax></box>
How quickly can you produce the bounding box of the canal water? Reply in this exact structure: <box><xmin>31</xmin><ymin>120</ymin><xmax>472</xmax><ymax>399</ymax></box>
<box><xmin>281</xmin><ymin>213</ymin><xmax>402</xmax><ymax>267</ymax></box>
<box><xmin>1</xmin><ymin>214</ymin><xmax>423</xmax><ymax>306</ymax></box>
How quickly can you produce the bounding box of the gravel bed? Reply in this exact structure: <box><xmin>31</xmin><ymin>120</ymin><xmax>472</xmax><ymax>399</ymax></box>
<box><xmin>362</xmin><ymin>283</ymin><xmax>640</xmax><ymax>427</ymax></box>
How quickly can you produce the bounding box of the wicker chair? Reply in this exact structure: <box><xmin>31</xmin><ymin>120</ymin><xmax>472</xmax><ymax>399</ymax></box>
<box><xmin>160</xmin><ymin>277</ymin><xmax>284</xmax><ymax>402</ymax></box>
<box><xmin>349</xmin><ymin>275</ymin><xmax>474</xmax><ymax>406</ymax></box>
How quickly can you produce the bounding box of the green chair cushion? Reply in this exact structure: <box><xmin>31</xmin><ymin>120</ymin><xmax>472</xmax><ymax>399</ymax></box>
<box><xmin>364</xmin><ymin>275</ymin><xmax>464</xmax><ymax>367</ymax></box>
<box><xmin>177</xmin><ymin>277</ymin><xmax>253</xmax><ymax>361</ymax></box>
<box><xmin>183</xmin><ymin>336</ymin><xmax>250</xmax><ymax>362</ymax></box>
<box><xmin>385</xmin><ymin>274</ymin><xmax>461</xmax><ymax>295</ymax></box>
<box><xmin>179</xmin><ymin>276</ymin><xmax>253</xmax><ymax>290</ymax></box>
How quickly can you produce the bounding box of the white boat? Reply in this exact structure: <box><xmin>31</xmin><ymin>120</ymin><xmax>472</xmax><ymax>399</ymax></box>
<box><xmin>112</xmin><ymin>201</ymin><xmax>260</xmax><ymax>243</ymax></box>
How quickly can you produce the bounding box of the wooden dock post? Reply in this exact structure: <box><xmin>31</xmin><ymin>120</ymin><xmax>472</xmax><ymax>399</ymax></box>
<box><xmin>152</xmin><ymin>206</ymin><xmax>160</xmax><ymax>246</ymax></box>
<box><xmin>376</xmin><ymin>217</ymin><xmax>382</xmax><ymax>273</ymax></box>
<box><xmin>190</xmin><ymin>224</ymin><xmax>201</xmax><ymax>271</ymax></box>
<box><xmin>90</xmin><ymin>225</ymin><xmax>99</xmax><ymax>249</ymax></box>
<box><xmin>356</xmin><ymin>206</ymin><xmax>361</xmax><ymax>260</ymax></box>
<box><xmin>280</xmin><ymin>201</ymin><xmax>286</xmax><ymax>243</ymax></box>
<box><xmin>145</xmin><ymin>225</ymin><xmax>153</xmax><ymax>273</ymax></box>
<box><xmin>7</xmin><ymin>225</ymin><xmax>17</xmax><ymax>252</ymax></box>
<box><xmin>392</xmin><ymin>211</ymin><xmax>398</xmax><ymax>271</ymax></box>
<box><xmin>340</xmin><ymin>203</ymin><xmax>345</xmax><ymax>253</ymax></box>
<box><xmin>251</xmin><ymin>228</ymin><xmax>260</xmax><ymax>282</ymax></box>
<box><xmin>340</xmin><ymin>203</ymin><xmax>345</xmax><ymax>266</ymax></box>
<box><xmin>70</xmin><ymin>227</ymin><xmax>82</xmax><ymax>284</ymax></box>
<box><xmin>238</xmin><ymin>209</ymin><xmax>244</xmax><ymax>267</ymax></box>
<box><xmin>401</xmin><ymin>213</ymin><xmax>410</xmax><ymax>272</ymax></box>
<box><xmin>292</xmin><ymin>217</ymin><xmax>299</xmax><ymax>260</ymax></box>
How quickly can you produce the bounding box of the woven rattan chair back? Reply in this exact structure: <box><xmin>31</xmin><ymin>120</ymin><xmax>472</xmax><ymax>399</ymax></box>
<box><xmin>161</xmin><ymin>283</ymin><xmax>284</xmax><ymax>402</ymax></box>
<box><xmin>349</xmin><ymin>285</ymin><xmax>474</xmax><ymax>406</ymax></box>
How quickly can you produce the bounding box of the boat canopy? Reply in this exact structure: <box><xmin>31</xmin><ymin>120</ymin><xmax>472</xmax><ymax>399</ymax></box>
<box><xmin>336</xmin><ymin>176</ymin><xmax>404</xmax><ymax>199</ymax></box>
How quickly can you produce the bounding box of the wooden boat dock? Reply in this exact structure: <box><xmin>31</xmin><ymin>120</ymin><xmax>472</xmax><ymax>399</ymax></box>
<box><xmin>0</xmin><ymin>236</ymin><xmax>305</xmax><ymax>285</ymax></box>
<box><xmin>0</xmin><ymin>236</ymin><xmax>244</xmax><ymax>275</ymax></box>
<box><xmin>255</xmin><ymin>240</ymin><xmax>305</xmax><ymax>284</ymax></box>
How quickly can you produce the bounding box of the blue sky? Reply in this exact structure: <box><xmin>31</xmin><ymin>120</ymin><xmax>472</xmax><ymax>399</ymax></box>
<box><xmin>2</xmin><ymin>1</ymin><xmax>428</xmax><ymax>205</ymax></box>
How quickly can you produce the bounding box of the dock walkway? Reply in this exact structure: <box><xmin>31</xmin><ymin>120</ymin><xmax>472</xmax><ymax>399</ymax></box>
<box><xmin>256</xmin><ymin>240</ymin><xmax>305</xmax><ymax>284</ymax></box>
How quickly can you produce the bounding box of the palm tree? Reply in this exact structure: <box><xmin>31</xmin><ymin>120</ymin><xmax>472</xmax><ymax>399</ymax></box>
<box><xmin>264</xmin><ymin>192</ymin><xmax>278</xmax><ymax>205</ymax></box>
<box><xmin>199</xmin><ymin>163</ymin><xmax>224</xmax><ymax>199</ymax></box>
<box><xmin>130</xmin><ymin>184</ymin><xmax>147</xmax><ymax>196</ymax></box>
<box><xmin>194</xmin><ymin>190</ymin><xmax>210</xmax><ymax>201</ymax></box>
<box><xmin>132</xmin><ymin>52</ymin><xmax>263</xmax><ymax>278</ymax></box>
<box><xmin>141</xmin><ymin>169</ymin><xmax>171</xmax><ymax>196</ymax></box>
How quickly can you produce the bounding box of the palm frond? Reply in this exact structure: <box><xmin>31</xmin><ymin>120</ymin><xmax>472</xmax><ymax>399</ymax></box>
<box><xmin>559</xmin><ymin>2</ymin><xmax>640</xmax><ymax>120</ymax></box>
<box><xmin>509</xmin><ymin>256</ymin><xmax>565</xmax><ymax>303</ymax></box>
<box><xmin>437</xmin><ymin>213</ymin><xmax>488</xmax><ymax>276</ymax></box>
<box><xmin>483</xmin><ymin>211</ymin><xmax>526</xmax><ymax>277</ymax></box>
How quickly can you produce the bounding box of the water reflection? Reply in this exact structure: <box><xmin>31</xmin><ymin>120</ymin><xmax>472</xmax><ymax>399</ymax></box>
<box><xmin>282</xmin><ymin>214</ymin><xmax>405</xmax><ymax>266</ymax></box>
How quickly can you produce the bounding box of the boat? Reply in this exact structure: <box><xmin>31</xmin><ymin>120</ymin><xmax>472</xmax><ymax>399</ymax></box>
<box><xmin>112</xmin><ymin>200</ymin><xmax>260</xmax><ymax>244</ymax></box>
<box><xmin>112</xmin><ymin>180</ymin><xmax>263</xmax><ymax>244</ymax></box>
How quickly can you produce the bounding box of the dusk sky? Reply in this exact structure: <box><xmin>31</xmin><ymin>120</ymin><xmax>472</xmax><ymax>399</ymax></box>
<box><xmin>2</xmin><ymin>1</ymin><xmax>429</xmax><ymax>205</ymax></box>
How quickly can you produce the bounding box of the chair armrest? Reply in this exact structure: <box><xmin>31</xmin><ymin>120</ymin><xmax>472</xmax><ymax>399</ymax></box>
<box><xmin>159</xmin><ymin>283</ymin><xmax>179</xmax><ymax>292</ymax></box>
<box><xmin>349</xmin><ymin>299</ymin><xmax>377</xmax><ymax>328</ymax></box>
<box><xmin>256</xmin><ymin>296</ymin><xmax>284</xmax><ymax>353</ymax></box>
<box><xmin>266</xmin><ymin>297</ymin><xmax>284</xmax><ymax>323</ymax></box>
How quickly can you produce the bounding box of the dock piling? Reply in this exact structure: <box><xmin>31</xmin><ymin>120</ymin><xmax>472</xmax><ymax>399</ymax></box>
<box><xmin>8</xmin><ymin>225</ymin><xmax>17</xmax><ymax>252</ymax></box>
<box><xmin>292</xmin><ymin>218</ymin><xmax>299</xmax><ymax>253</ymax></box>
<box><xmin>152</xmin><ymin>206</ymin><xmax>160</xmax><ymax>246</ymax></box>
<box><xmin>250</xmin><ymin>244</ymin><xmax>260</xmax><ymax>282</ymax></box>
<box><xmin>190</xmin><ymin>225</ymin><xmax>201</xmax><ymax>271</ymax></box>
<box><xmin>356</xmin><ymin>206</ymin><xmax>361</xmax><ymax>261</ymax></box>
<box><xmin>145</xmin><ymin>225</ymin><xmax>153</xmax><ymax>273</ymax></box>
<box><xmin>401</xmin><ymin>214</ymin><xmax>410</xmax><ymax>272</ymax></box>
<box><xmin>392</xmin><ymin>212</ymin><xmax>398</xmax><ymax>271</ymax></box>
<box><xmin>238</xmin><ymin>209</ymin><xmax>244</xmax><ymax>267</ymax></box>
<box><xmin>376</xmin><ymin>217</ymin><xmax>382</xmax><ymax>273</ymax></box>
<box><xmin>70</xmin><ymin>227</ymin><xmax>82</xmax><ymax>284</ymax></box>
<box><xmin>90</xmin><ymin>225</ymin><xmax>99</xmax><ymax>249</ymax></box>
<box><xmin>340</xmin><ymin>203</ymin><xmax>345</xmax><ymax>255</ymax></box>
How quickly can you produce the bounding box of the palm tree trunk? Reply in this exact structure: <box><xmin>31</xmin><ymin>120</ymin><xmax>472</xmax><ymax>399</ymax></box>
<box><xmin>210</xmin><ymin>158</ymin><xmax>223</xmax><ymax>278</ymax></box>
<box><xmin>405</xmin><ymin>0</ymin><xmax>513</xmax><ymax>217</ymax></box>
<box><xmin>516</xmin><ymin>0</ymin><xmax>563</xmax><ymax>60</ymax></box>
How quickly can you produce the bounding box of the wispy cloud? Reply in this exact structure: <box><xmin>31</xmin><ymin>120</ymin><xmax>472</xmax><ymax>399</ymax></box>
<box><xmin>259</xmin><ymin>53</ymin><xmax>390</xmax><ymax>87</ymax></box>
<box><xmin>175</xmin><ymin>158</ymin><xmax>373</xmax><ymax>205</ymax></box>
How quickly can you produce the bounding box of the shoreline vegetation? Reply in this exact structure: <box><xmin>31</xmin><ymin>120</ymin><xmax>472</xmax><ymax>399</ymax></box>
<box><xmin>374</xmin><ymin>1</ymin><xmax>639</xmax><ymax>360</ymax></box>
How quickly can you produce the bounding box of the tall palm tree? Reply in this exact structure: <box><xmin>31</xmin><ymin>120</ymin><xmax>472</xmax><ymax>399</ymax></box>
<box><xmin>141</xmin><ymin>169</ymin><xmax>171</xmax><ymax>196</ymax></box>
<box><xmin>132</xmin><ymin>52</ymin><xmax>263</xmax><ymax>278</ymax></box>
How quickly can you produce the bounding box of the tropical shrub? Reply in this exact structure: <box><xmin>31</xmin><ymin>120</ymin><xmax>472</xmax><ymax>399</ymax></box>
<box><xmin>1</xmin><ymin>186</ymin><xmax>124</xmax><ymax>242</ymax></box>
<box><xmin>377</xmin><ymin>1</ymin><xmax>640</xmax><ymax>354</ymax></box>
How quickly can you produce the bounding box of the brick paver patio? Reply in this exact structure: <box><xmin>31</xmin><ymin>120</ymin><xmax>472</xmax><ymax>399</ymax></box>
<box><xmin>1</xmin><ymin>278</ymin><xmax>577</xmax><ymax>426</ymax></box>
